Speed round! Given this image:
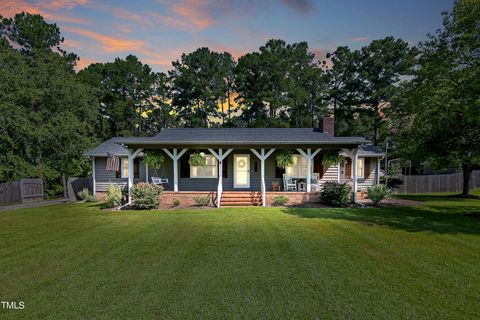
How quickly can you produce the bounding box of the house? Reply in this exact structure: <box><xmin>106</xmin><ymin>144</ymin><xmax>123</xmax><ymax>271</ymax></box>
<box><xmin>84</xmin><ymin>117</ymin><xmax>384</xmax><ymax>207</ymax></box>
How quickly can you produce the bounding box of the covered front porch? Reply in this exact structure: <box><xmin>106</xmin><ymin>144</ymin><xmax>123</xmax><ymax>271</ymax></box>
<box><xmin>120</xmin><ymin>146</ymin><xmax>368</xmax><ymax>207</ymax></box>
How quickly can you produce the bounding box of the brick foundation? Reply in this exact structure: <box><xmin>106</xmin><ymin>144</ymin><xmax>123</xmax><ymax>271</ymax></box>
<box><xmin>159</xmin><ymin>191</ymin><xmax>217</xmax><ymax>208</ymax></box>
<box><xmin>96</xmin><ymin>190</ymin><xmax>366</xmax><ymax>207</ymax></box>
<box><xmin>265</xmin><ymin>192</ymin><xmax>321</xmax><ymax>206</ymax></box>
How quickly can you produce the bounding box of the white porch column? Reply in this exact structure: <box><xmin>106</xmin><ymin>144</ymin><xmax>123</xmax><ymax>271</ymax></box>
<box><xmin>353</xmin><ymin>150</ymin><xmax>358</xmax><ymax>203</ymax></box>
<box><xmin>145</xmin><ymin>162</ymin><xmax>149</xmax><ymax>183</ymax></box>
<box><xmin>376</xmin><ymin>157</ymin><xmax>380</xmax><ymax>185</ymax></box>
<box><xmin>209</xmin><ymin>148</ymin><xmax>233</xmax><ymax>207</ymax></box>
<box><xmin>342</xmin><ymin>148</ymin><xmax>359</xmax><ymax>203</ymax></box>
<box><xmin>163</xmin><ymin>148</ymin><xmax>188</xmax><ymax>192</ymax></box>
<box><xmin>128</xmin><ymin>148</ymin><xmax>143</xmax><ymax>203</ymax></box>
<box><xmin>296</xmin><ymin>148</ymin><xmax>321</xmax><ymax>192</ymax></box>
<box><xmin>92</xmin><ymin>158</ymin><xmax>96</xmax><ymax>195</ymax></box>
<box><xmin>251</xmin><ymin>148</ymin><xmax>276</xmax><ymax>207</ymax></box>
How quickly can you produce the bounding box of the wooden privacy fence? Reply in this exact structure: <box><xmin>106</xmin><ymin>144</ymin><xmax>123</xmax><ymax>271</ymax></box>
<box><xmin>0</xmin><ymin>179</ymin><xmax>44</xmax><ymax>205</ymax></box>
<box><xmin>67</xmin><ymin>177</ymin><xmax>93</xmax><ymax>201</ymax></box>
<box><xmin>397</xmin><ymin>170</ymin><xmax>480</xmax><ymax>194</ymax></box>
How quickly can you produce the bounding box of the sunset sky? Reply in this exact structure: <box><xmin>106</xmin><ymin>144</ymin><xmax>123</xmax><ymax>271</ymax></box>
<box><xmin>1</xmin><ymin>0</ymin><xmax>454</xmax><ymax>72</ymax></box>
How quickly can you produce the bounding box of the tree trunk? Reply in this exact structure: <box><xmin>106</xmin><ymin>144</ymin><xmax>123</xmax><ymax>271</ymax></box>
<box><xmin>462</xmin><ymin>164</ymin><xmax>472</xmax><ymax>196</ymax></box>
<box><xmin>62</xmin><ymin>173</ymin><xmax>67</xmax><ymax>199</ymax></box>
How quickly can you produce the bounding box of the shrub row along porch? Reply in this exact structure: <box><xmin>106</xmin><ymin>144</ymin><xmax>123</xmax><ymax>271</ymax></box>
<box><xmin>85</xmin><ymin>120</ymin><xmax>384</xmax><ymax>207</ymax></box>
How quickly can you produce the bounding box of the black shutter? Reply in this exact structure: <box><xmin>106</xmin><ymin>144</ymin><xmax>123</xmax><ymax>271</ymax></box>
<box><xmin>275</xmin><ymin>164</ymin><xmax>285</xmax><ymax>178</ymax></box>
<box><xmin>314</xmin><ymin>154</ymin><xmax>323</xmax><ymax>178</ymax></box>
<box><xmin>364</xmin><ymin>158</ymin><xmax>371</xmax><ymax>179</ymax></box>
<box><xmin>222</xmin><ymin>156</ymin><xmax>228</xmax><ymax>178</ymax></box>
<box><xmin>180</xmin><ymin>155</ymin><xmax>190</xmax><ymax>178</ymax></box>
<box><xmin>134</xmin><ymin>158</ymin><xmax>140</xmax><ymax>178</ymax></box>
<box><xmin>116</xmin><ymin>158</ymin><xmax>121</xmax><ymax>178</ymax></box>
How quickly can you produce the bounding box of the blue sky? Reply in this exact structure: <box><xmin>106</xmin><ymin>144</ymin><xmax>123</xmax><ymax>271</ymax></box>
<box><xmin>1</xmin><ymin>0</ymin><xmax>454</xmax><ymax>71</ymax></box>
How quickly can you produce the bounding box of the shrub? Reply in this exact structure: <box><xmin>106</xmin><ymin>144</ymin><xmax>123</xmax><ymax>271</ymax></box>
<box><xmin>273</xmin><ymin>195</ymin><xmax>289</xmax><ymax>206</ymax></box>
<box><xmin>105</xmin><ymin>183</ymin><xmax>123</xmax><ymax>208</ymax></box>
<box><xmin>189</xmin><ymin>153</ymin><xmax>207</xmax><ymax>167</ymax></box>
<box><xmin>367</xmin><ymin>184</ymin><xmax>391</xmax><ymax>206</ymax></box>
<box><xmin>380</xmin><ymin>176</ymin><xmax>403</xmax><ymax>190</ymax></box>
<box><xmin>78</xmin><ymin>188</ymin><xmax>97</xmax><ymax>202</ymax></box>
<box><xmin>320</xmin><ymin>181</ymin><xmax>351</xmax><ymax>207</ymax></box>
<box><xmin>193</xmin><ymin>195</ymin><xmax>210</xmax><ymax>207</ymax></box>
<box><xmin>131</xmin><ymin>183</ymin><xmax>163</xmax><ymax>210</ymax></box>
<box><xmin>172</xmin><ymin>199</ymin><xmax>181</xmax><ymax>207</ymax></box>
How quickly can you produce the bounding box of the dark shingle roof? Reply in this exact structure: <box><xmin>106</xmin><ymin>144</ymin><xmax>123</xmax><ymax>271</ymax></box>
<box><xmin>84</xmin><ymin>128</ymin><xmax>378</xmax><ymax>156</ymax></box>
<box><xmin>83</xmin><ymin>137</ymin><xmax>130</xmax><ymax>157</ymax></box>
<box><xmin>118</xmin><ymin>128</ymin><xmax>368</xmax><ymax>146</ymax></box>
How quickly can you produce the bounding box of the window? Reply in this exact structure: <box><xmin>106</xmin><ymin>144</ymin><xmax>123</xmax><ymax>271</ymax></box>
<box><xmin>120</xmin><ymin>158</ymin><xmax>139</xmax><ymax>178</ymax></box>
<box><xmin>357</xmin><ymin>158</ymin><xmax>364</xmax><ymax>177</ymax></box>
<box><xmin>286</xmin><ymin>155</ymin><xmax>312</xmax><ymax>178</ymax></box>
<box><xmin>191</xmin><ymin>154</ymin><xmax>217</xmax><ymax>178</ymax></box>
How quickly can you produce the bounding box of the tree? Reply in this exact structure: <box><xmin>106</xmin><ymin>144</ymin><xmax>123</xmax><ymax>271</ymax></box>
<box><xmin>0</xmin><ymin>12</ymin><xmax>77</xmax><ymax>64</ymax></box>
<box><xmin>78</xmin><ymin>55</ymin><xmax>157</xmax><ymax>137</ymax></box>
<box><xmin>236</xmin><ymin>39</ymin><xmax>327</xmax><ymax>128</ymax></box>
<box><xmin>0</xmin><ymin>24</ymin><xmax>98</xmax><ymax>196</ymax></box>
<box><xmin>169</xmin><ymin>48</ymin><xmax>234</xmax><ymax>127</ymax></box>
<box><xmin>390</xmin><ymin>0</ymin><xmax>480</xmax><ymax>196</ymax></box>
<box><xmin>354</xmin><ymin>37</ymin><xmax>417</xmax><ymax>144</ymax></box>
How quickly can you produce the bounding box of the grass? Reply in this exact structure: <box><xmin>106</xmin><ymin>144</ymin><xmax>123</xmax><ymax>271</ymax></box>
<box><xmin>1</xmin><ymin>191</ymin><xmax>480</xmax><ymax>319</ymax></box>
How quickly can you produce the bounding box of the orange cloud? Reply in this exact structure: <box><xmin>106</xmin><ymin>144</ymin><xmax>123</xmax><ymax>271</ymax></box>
<box><xmin>0</xmin><ymin>0</ymin><xmax>41</xmax><ymax>17</ymax></box>
<box><xmin>75</xmin><ymin>56</ymin><xmax>97</xmax><ymax>70</ymax></box>
<box><xmin>112</xmin><ymin>7</ymin><xmax>153</xmax><ymax>28</ymax></box>
<box><xmin>64</xmin><ymin>26</ymin><xmax>145</xmax><ymax>52</ymax></box>
<box><xmin>148</xmin><ymin>12</ymin><xmax>195</xmax><ymax>32</ymax></box>
<box><xmin>36</xmin><ymin>0</ymin><xmax>90</xmax><ymax>10</ymax></box>
<box><xmin>168</xmin><ymin>0</ymin><xmax>215</xmax><ymax>29</ymax></box>
<box><xmin>351</xmin><ymin>37</ymin><xmax>369</xmax><ymax>42</ymax></box>
<box><xmin>0</xmin><ymin>0</ymin><xmax>88</xmax><ymax>24</ymax></box>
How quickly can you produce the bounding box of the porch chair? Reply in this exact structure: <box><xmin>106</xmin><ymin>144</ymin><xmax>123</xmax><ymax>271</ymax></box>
<box><xmin>283</xmin><ymin>174</ymin><xmax>297</xmax><ymax>191</ymax></box>
<box><xmin>311</xmin><ymin>173</ymin><xmax>321</xmax><ymax>191</ymax></box>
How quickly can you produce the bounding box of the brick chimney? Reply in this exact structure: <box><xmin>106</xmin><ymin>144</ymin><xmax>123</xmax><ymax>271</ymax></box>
<box><xmin>321</xmin><ymin>116</ymin><xmax>335</xmax><ymax>136</ymax></box>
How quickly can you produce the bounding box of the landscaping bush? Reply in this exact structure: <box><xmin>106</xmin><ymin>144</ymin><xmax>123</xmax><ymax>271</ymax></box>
<box><xmin>193</xmin><ymin>195</ymin><xmax>210</xmax><ymax>207</ymax></box>
<box><xmin>320</xmin><ymin>181</ymin><xmax>351</xmax><ymax>207</ymax></box>
<box><xmin>367</xmin><ymin>184</ymin><xmax>391</xmax><ymax>206</ymax></box>
<box><xmin>380</xmin><ymin>176</ymin><xmax>403</xmax><ymax>190</ymax></box>
<box><xmin>105</xmin><ymin>183</ymin><xmax>123</xmax><ymax>208</ymax></box>
<box><xmin>131</xmin><ymin>183</ymin><xmax>163</xmax><ymax>210</ymax></box>
<box><xmin>172</xmin><ymin>199</ymin><xmax>181</xmax><ymax>207</ymax></box>
<box><xmin>78</xmin><ymin>188</ymin><xmax>97</xmax><ymax>202</ymax></box>
<box><xmin>273</xmin><ymin>195</ymin><xmax>289</xmax><ymax>206</ymax></box>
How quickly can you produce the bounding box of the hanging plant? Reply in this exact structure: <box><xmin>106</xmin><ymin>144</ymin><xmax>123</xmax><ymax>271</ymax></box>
<box><xmin>322</xmin><ymin>152</ymin><xmax>342</xmax><ymax>167</ymax></box>
<box><xmin>143</xmin><ymin>151</ymin><xmax>165</xmax><ymax>170</ymax></box>
<box><xmin>276</xmin><ymin>149</ymin><xmax>295</xmax><ymax>169</ymax></box>
<box><xmin>189</xmin><ymin>153</ymin><xmax>207</xmax><ymax>167</ymax></box>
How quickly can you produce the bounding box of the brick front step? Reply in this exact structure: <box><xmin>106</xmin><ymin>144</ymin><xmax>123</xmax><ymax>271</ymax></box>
<box><xmin>221</xmin><ymin>192</ymin><xmax>262</xmax><ymax>207</ymax></box>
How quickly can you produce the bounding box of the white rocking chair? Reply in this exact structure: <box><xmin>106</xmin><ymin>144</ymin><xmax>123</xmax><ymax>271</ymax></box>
<box><xmin>311</xmin><ymin>173</ymin><xmax>321</xmax><ymax>191</ymax></box>
<box><xmin>283</xmin><ymin>174</ymin><xmax>297</xmax><ymax>191</ymax></box>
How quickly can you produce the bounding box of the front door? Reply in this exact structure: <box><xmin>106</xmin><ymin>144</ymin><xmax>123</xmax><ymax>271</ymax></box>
<box><xmin>234</xmin><ymin>154</ymin><xmax>250</xmax><ymax>188</ymax></box>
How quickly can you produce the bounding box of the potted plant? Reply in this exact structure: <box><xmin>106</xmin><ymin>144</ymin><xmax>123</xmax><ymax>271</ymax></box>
<box><xmin>322</xmin><ymin>152</ymin><xmax>342</xmax><ymax>167</ymax></box>
<box><xmin>143</xmin><ymin>151</ymin><xmax>165</xmax><ymax>170</ymax></box>
<box><xmin>189</xmin><ymin>153</ymin><xmax>207</xmax><ymax>167</ymax></box>
<box><xmin>276</xmin><ymin>149</ymin><xmax>294</xmax><ymax>169</ymax></box>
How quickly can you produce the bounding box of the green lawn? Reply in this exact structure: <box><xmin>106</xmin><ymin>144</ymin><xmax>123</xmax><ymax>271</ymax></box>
<box><xmin>1</xmin><ymin>192</ymin><xmax>480</xmax><ymax>319</ymax></box>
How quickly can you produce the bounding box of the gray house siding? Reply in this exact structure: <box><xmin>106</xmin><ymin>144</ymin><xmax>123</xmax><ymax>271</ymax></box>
<box><xmin>94</xmin><ymin>157</ymin><xmax>147</xmax><ymax>192</ymax></box>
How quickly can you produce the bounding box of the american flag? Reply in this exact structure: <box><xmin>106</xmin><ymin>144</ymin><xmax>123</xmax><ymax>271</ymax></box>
<box><xmin>106</xmin><ymin>156</ymin><xmax>120</xmax><ymax>171</ymax></box>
